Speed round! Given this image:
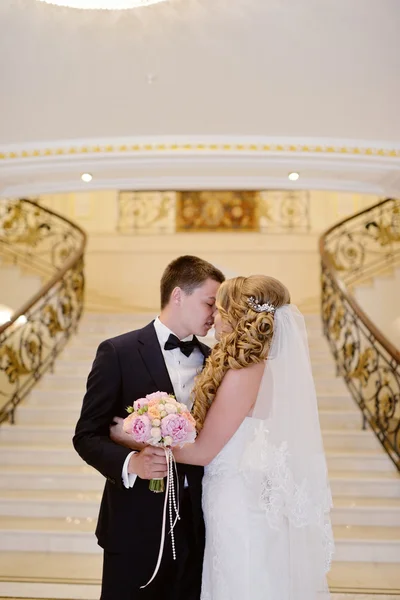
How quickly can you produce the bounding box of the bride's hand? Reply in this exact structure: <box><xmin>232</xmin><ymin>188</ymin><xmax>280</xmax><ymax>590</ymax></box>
<box><xmin>109</xmin><ymin>416</ymin><xmax>144</xmax><ymax>450</ymax></box>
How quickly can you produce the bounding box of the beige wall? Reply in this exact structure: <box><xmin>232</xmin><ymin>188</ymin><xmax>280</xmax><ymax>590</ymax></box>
<box><xmin>40</xmin><ymin>190</ymin><xmax>379</xmax><ymax>235</ymax></box>
<box><xmin>38</xmin><ymin>190</ymin><xmax>380</xmax><ymax>311</ymax></box>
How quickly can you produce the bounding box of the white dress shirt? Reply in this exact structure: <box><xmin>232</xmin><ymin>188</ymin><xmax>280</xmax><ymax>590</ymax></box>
<box><xmin>122</xmin><ymin>318</ymin><xmax>204</xmax><ymax>488</ymax></box>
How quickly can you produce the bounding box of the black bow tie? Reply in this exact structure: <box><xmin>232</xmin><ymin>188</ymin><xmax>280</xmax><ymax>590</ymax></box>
<box><xmin>164</xmin><ymin>334</ymin><xmax>200</xmax><ymax>357</ymax></box>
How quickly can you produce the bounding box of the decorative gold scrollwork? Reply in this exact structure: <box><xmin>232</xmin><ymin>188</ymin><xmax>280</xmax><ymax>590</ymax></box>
<box><xmin>349</xmin><ymin>348</ymin><xmax>376</xmax><ymax>387</ymax></box>
<box><xmin>0</xmin><ymin>199</ymin><xmax>86</xmax><ymax>422</ymax></box>
<box><xmin>0</xmin><ymin>346</ymin><xmax>30</xmax><ymax>384</ymax></box>
<box><xmin>42</xmin><ymin>306</ymin><xmax>64</xmax><ymax>338</ymax></box>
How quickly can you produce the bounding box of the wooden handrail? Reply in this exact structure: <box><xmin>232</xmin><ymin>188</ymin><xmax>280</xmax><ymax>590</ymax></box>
<box><xmin>319</xmin><ymin>197</ymin><xmax>400</xmax><ymax>363</ymax></box>
<box><xmin>0</xmin><ymin>199</ymin><xmax>87</xmax><ymax>335</ymax></box>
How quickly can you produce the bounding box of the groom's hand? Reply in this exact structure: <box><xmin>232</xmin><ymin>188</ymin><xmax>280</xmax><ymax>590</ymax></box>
<box><xmin>128</xmin><ymin>447</ymin><xmax>168</xmax><ymax>480</ymax></box>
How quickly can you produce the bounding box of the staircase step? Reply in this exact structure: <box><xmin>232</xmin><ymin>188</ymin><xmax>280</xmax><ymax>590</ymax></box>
<box><xmin>315</xmin><ymin>378</ymin><xmax>349</xmax><ymax>393</ymax></box>
<box><xmin>0</xmin><ymin>445</ymin><xmax>82</xmax><ymax>466</ymax></box>
<box><xmin>54</xmin><ymin>363</ymin><xmax>95</xmax><ymax>376</ymax></box>
<box><xmin>331</xmin><ymin>496</ymin><xmax>400</xmax><ymax>526</ymax></box>
<box><xmin>0</xmin><ymin>489</ymin><xmax>101</xmax><ymax>518</ymax></box>
<box><xmin>308</xmin><ymin>354</ymin><xmax>339</xmax><ymax>365</ymax></box>
<box><xmin>316</xmin><ymin>394</ymin><xmax>357</xmax><ymax>410</ymax></box>
<box><xmin>27</xmin><ymin>387</ymin><xmax>355</xmax><ymax>412</ymax></box>
<box><xmin>16</xmin><ymin>405</ymin><xmax>81</xmax><ymax>425</ymax></box>
<box><xmin>328</xmin><ymin>560</ymin><xmax>400</xmax><ymax>594</ymax></box>
<box><xmin>0</xmin><ymin>516</ymin><xmax>100</xmax><ymax>553</ymax></box>
<box><xmin>0</xmin><ymin>555</ymin><xmax>386</xmax><ymax>595</ymax></box>
<box><xmin>1</xmin><ymin>491</ymin><xmax>399</xmax><ymax>527</ymax></box>
<box><xmin>78</xmin><ymin>314</ymin><xmax>323</xmax><ymax>329</ymax></box>
<box><xmin>17</xmin><ymin>404</ymin><xmax>369</xmax><ymax>430</ymax></box>
<box><xmin>308</xmin><ymin>345</ymin><xmax>339</xmax><ymax>356</ymax></box>
<box><xmin>0</xmin><ymin>465</ymin><xmax>103</xmax><ymax>491</ymax></box>
<box><xmin>312</xmin><ymin>364</ymin><xmax>337</xmax><ymax>377</ymax></box>
<box><xmin>0</xmin><ymin>549</ymin><xmax>102</xmax><ymax>581</ymax></box>
<box><xmin>333</xmin><ymin>524</ymin><xmax>400</xmax><ymax>562</ymax></box>
<box><xmin>1</xmin><ymin>517</ymin><xmax>400</xmax><ymax>561</ymax></box>
<box><xmin>59</xmin><ymin>348</ymin><xmax>99</xmax><ymax>360</ymax></box>
<box><xmin>326</xmin><ymin>450</ymin><xmax>396</xmax><ymax>472</ymax></box>
<box><xmin>4</xmin><ymin>419</ymin><xmax>375</xmax><ymax>448</ymax></box>
<box><xmin>0</xmin><ymin>424</ymin><xmax>74</xmax><ymax>445</ymax></box>
<box><xmin>0</xmin><ymin>551</ymin><xmax>101</xmax><ymax>598</ymax></box>
<box><xmin>0</xmin><ymin>560</ymin><xmax>392</xmax><ymax>599</ymax></box>
<box><xmin>27</xmin><ymin>390</ymin><xmax>357</xmax><ymax>415</ymax></box>
<box><xmin>319</xmin><ymin>409</ymin><xmax>364</xmax><ymax>430</ymax></box>
<box><xmin>37</xmin><ymin>375</ymin><xmax>87</xmax><ymax>391</ymax></box>
<box><xmin>61</xmin><ymin>343</ymin><xmax>249</xmax><ymax>361</ymax></box>
<box><xmin>27</xmin><ymin>389</ymin><xmax>84</xmax><ymax>405</ymax></box>
<box><xmin>329</xmin><ymin>471</ymin><xmax>400</xmax><ymax>498</ymax></box>
<box><xmin>1</xmin><ymin>442</ymin><xmax>392</xmax><ymax>475</ymax></box>
<box><xmin>34</xmin><ymin>371</ymin><xmax>346</xmax><ymax>394</ymax></box>
<box><xmin>322</xmin><ymin>430</ymin><xmax>382</xmax><ymax>451</ymax></box>
<box><xmin>312</xmin><ymin>368</ymin><xmax>336</xmax><ymax>380</ymax></box>
<box><xmin>66</xmin><ymin>331</ymin><xmax>329</xmax><ymax>348</ymax></box>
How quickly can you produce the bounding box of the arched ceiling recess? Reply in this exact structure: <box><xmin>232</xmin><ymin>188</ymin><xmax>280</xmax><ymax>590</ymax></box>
<box><xmin>0</xmin><ymin>0</ymin><xmax>399</xmax><ymax>196</ymax></box>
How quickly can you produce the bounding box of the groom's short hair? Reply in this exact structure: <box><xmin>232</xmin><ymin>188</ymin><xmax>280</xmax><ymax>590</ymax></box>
<box><xmin>160</xmin><ymin>255</ymin><xmax>225</xmax><ymax>309</ymax></box>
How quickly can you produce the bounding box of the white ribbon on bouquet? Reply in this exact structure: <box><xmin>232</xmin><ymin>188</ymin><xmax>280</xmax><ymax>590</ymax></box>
<box><xmin>140</xmin><ymin>447</ymin><xmax>180</xmax><ymax>589</ymax></box>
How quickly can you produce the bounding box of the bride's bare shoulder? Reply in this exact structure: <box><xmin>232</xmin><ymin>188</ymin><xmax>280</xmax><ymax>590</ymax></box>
<box><xmin>222</xmin><ymin>361</ymin><xmax>265</xmax><ymax>391</ymax></box>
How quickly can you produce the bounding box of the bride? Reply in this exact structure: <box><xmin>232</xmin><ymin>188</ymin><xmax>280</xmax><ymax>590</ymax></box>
<box><xmin>112</xmin><ymin>274</ymin><xmax>334</xmax><ymax>600</ymax></box>
<box><xmin>173</xmin><ymin>275</ymin><xmax>334</xmax><ymax>600</ymax></box>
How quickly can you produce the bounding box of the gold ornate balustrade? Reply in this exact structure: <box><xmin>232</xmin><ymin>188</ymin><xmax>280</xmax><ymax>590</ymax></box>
<box><xmin>320</xmin><ymin>197</ymin><xmax>400</xmax><ymax>469</ymax></box>
<box><xmin>0</xmin><ymin>199</ymin><xmax>87</xmax><ymax>424</ymax></box>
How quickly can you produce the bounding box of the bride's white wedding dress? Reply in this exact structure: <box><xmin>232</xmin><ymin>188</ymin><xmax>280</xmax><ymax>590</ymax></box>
<box><xmin>200</xmin><ymin>306</ymin><xmax>334</xmax><ymax>600</ymax></box>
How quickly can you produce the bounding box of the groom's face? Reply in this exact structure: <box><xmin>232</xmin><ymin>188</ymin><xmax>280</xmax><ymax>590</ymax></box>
<box><xmin>180</xmin><ymin>278</ymin><xmax>221</xmax><ymax>337</ymax></box>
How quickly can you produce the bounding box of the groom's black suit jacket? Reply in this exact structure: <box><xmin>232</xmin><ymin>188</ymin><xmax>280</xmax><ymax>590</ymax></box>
<box><xmin>73</xmin><ymin>321</ymin><xmax>209</xmax><ymax>553</ymax></box>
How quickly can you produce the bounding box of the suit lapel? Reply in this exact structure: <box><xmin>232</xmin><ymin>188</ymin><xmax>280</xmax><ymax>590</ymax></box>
<box><xmin>137</xmin><ymin>322</ymin><xmax>175</xmax><ymax>396</ymax></box>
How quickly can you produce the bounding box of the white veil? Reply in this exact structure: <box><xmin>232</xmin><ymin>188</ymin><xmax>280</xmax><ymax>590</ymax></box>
<box><xmin>241</xmin><ymin>304</ymin><xmax>334</xmax><ymax>599</ymax></box>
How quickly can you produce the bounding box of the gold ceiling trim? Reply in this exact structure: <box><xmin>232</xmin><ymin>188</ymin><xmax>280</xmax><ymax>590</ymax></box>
<box><xmin>0</xmin><ymin>142</ymin><xmax>400</xmax><ymax>161</ymax></box>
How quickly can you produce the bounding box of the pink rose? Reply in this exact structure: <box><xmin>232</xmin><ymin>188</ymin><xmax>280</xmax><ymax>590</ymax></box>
<box><xmin>146</xmin><ymin>391</ymin><xmax>170</xmax><ymax>401</ymax></box>
<box><xmin>133</xmin><ymin>398</ymin><xmax>149</xmax><ymax>411</ymax></box>
<box><xmin>161</xmin><ymin>414</ymin><xmax>191</xmax><ymax>445</ymax></box>
<box><xmin>125</xmin><ymin>415</ymin><xmax>151</xmax><ymax>443</ymax></box>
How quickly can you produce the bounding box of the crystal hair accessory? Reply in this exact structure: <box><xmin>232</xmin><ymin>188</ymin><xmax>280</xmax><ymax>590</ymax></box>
<box><xmin>247</xmin><ymin>296</ymin><xmax>276</xmax><ymax>314</ymax></box>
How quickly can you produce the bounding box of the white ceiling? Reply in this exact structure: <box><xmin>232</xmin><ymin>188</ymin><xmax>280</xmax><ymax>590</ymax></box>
<box><xmin>1</xmin><ymin>0</ymin><xmax>400</xmax><ymax>145</ymax></box>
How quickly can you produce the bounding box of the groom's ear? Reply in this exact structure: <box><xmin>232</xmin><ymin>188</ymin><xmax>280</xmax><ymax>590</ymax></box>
<box><xmin>171</xmin><ymin>286</ymin><xmax>183</xmax><ymax>306</ymax></box>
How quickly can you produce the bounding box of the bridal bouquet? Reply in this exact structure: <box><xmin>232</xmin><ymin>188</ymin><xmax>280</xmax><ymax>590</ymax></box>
<box><xmin>123</xmin><ymin>391</ymin><xmax>197</xmax><ymax>493</ymax></box>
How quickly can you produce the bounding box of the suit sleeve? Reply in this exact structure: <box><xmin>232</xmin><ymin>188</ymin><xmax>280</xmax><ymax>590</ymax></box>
<box><xmin>73</xmin><ymin>340</ymin><xmax>132</xmax><ymax>489</ymax></box>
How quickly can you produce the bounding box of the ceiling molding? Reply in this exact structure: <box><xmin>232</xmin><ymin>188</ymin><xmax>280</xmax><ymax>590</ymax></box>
<box><xmin>1</xmin><ymin>135</ymin><xmax>400</xmax><ymax>161</ymax></box>
<box><xmin>0</xmin><ymin>136</ymin><xmax>399</xmax><ymax>198</ymax></box>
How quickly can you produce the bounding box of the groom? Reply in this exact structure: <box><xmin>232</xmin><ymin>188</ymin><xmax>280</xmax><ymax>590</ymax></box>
<box><xmin>73</xmin><ymin>255</ymin><xmax>224</xmax><ymax>600</ymax></box>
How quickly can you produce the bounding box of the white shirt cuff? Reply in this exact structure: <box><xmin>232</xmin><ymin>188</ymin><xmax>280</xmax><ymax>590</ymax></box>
<box><xmin>122</xmin><ymin>451</ymin><xmax>138</xmax><ymax>488</ymax></box>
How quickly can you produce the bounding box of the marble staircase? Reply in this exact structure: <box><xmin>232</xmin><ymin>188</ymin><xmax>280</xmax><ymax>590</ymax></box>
<box><xmin>0</xmin><ymin>312</ymin><xmax>399</xmax><ymax>599</ymax></box>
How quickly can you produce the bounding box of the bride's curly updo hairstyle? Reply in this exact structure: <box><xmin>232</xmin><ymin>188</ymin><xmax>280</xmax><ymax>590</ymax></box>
<box><xmin>192</xmin><ymin>275</ymin><xmax>290</xmax><ymax>431</ymax></box>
